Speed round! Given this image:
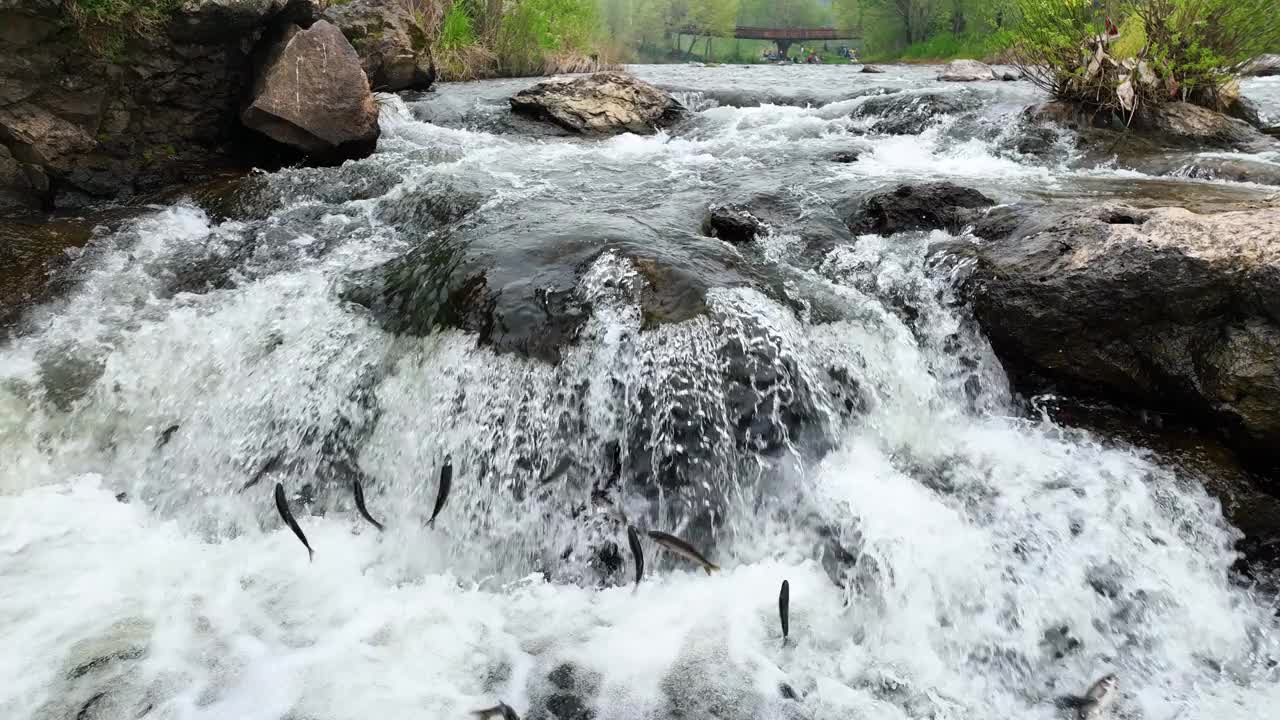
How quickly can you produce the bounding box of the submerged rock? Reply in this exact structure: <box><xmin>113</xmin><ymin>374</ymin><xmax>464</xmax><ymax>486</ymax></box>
<box><xmin>325</xmin><ymin>0</ymin><xmax>435</xmax><ymax>92</ymax></box>
<box><xmin>241</xmin><ymin>20</ymin><xmax>380</xmax><ymax>160</ymax></box>
<box><xmin>860</xmin><ymin>65</ymin><xmax>885</xmax><ymax>74</ymax></box>
<box><xmin>703</xmin><ymin>203</ymin><xmax>765</xmax><ymax>245</ymax></box>
<box><xmin>509</xmin><ymin>72</ymin><xmax>684</xmax><ymax>135</ymax></box>
<box><xmin>855</xmin><ymin>89</ymin><xmax>981</xmax><ymax>135</ymax></box>
<box><xmin>843</xmin><ymin>182</ymin><xmax>995</xmax><ymax>236</ymax></box>
<box><xmin>938</xmin><ymin>59</ymin><xmax>996</xmax><ymax>82</ymax></box>
<box><xmin>966</xmin><ymin>203</ymin><xmax>1280</xmax><ymax>461</ymax></box>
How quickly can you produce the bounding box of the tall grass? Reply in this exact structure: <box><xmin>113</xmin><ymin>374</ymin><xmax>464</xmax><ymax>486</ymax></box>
<box><xmin>867</xmin><ymin>30</ymin><xmax>1016</xmax><ymax>62</ymax></box>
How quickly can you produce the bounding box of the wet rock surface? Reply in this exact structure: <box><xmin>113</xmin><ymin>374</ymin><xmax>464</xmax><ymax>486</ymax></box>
<box><xmin>1027</xmin><ymin>100</ymin><xmax>1278</xmax><ymax>153</ymax></box>
<box><xmin>324</xmin><ymin>0</ymin><xmax>434</xmax><ymax>92</ymax></box>
<box><xmin>855</xmin><ymin>89</ymin><xmax>981</xmax><ymax>135</ymax></box>
<box><xmin>938</xmin><ymin>59</ymin><xmax>996</xmax><ymax>82</ymax></box>
<box><xmin>1243</xmin><ymin>54</ymin><xmax>1280</xmax><ymax>77</ymax></box>
<box><xmin>241</xmin><ymin>20</ymin><xmax>380</xmax><ymax>160</ymax></box>
<box><xmin>964</xmin><ymin>202</ymin><xmax>1280</xmax><ymax>462</ymax></box>
<box><xmin>509</xmin><ymin>72</ymin><xmax>684</xmax><ymax>135</ymax></box>
<box><xmin>0</xmin><ymin>0</ymin><xmax>313</xmax><ymax>214</ymax></box>
<box><xmin>843</xmin><ymin>182</ymin><xmax>996</xmax><ymax>236</ymax></box>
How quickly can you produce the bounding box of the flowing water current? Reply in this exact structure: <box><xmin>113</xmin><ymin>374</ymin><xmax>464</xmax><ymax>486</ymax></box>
<box><xmin>2</xmin><ymin>65</ymin><xmax>1279</xmax><ymax>720</ymax></box>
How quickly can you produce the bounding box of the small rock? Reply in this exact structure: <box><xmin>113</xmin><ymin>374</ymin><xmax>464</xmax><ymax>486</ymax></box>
<box><xmin>860</xmin><ymin>65</ymin><xmax>885</xmax><ymax>74</ymax></box>
<box><xmin>831</xmin><ymin>150</ymin><xmax>860</xmax><ymax>163</ymax></box>
<box><xmin>703</xmin><ymin>203</ymin><xmax>764</xmax><ymax>244</ymax></box>
<box><xmin>938</xmin><ymin>59</ymin><xmax>997</xmax><ymax>82</ymax></box>
<box><xmin>1001</xmin><ymin>71</ymin><xmax>1020</xmax><ymax>81</ymax></box>
<box><xmin>843</xmin><ymin>182</ymin><xmax>995</xmax><ymax>236</ymax></box>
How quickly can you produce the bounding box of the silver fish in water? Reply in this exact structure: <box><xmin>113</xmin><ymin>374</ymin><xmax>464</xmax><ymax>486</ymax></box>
<box><xmin>646</xmin><ymin>530</ymin><xmax>719</xmax><ymax>575</ymax></box>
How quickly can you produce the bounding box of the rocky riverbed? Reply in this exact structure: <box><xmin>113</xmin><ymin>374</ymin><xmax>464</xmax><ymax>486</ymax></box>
<box><xmin>2</xmin><ymin>63</ymin><xmax>1279</xmax><ymax>720</ymax></box>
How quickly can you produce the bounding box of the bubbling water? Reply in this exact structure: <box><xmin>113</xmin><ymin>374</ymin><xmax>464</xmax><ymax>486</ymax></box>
<box><xmin>2</xmin><ymin>65</ymin><xmax>1278</xmax><ymax>720</ymax></box>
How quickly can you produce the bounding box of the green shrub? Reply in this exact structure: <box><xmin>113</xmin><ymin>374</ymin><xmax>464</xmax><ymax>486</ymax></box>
<box><xmin>439</xmin><ymin>1</ymin><xmax>477</xmax><ymax>50</ymax></box>
<box><xmin>1013</xmin><ymin>0</ymin><xmax>1280</xmax><ymax>118</ymax></box>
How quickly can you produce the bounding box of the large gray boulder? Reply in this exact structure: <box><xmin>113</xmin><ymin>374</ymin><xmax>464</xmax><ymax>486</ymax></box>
<box><xmin>938</xmin><ymin>59</ymin><xmax>996</xmax><ymax>82</ymax></box>
<box><xmin>324</xmin><ymin>0</ymin><xmax>434</xmax><ymax>92</ymax></box>
<box><xmin>241</xmin><ymin>20</ymin><xmax>379</xmax><ymax>159</ymax></box>
<box><xmin>1242</xmin><ymin>54</ymin><xmax>1280</xmax><ymax>77</ymax></box>
<box><xmin>1026</xmin><ymin>100</ymin><xmax>1275</xmax><ymax>153</ymax></box>
<box><xmin>965</xmin><ymin>203</ymin><xmax>1280</xmax><ymax>460</ymax></box>
<box><xmin>509</xmin><ymin>72</ymin><xmax>684</xmax><ymax>135</ymax></box>
<box><xmin>1145</xmin><ymin>102</ymin><xmax>1276</xmax><ymax>151</ymax></box>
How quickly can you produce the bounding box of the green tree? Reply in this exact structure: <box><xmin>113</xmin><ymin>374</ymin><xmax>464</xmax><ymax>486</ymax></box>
<box><xmin>738</xmin><ymin>0</ymin><xmax>829</xmax><ymax>28</ymax></box>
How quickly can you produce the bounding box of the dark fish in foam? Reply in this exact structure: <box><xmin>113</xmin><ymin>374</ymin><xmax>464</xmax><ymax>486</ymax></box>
<box><xmin>156</xmin><ymin>424</ymin><xmax>180</xmax><ymax>448</ymax></box>
<box><xmin>627</xmin><ymin>525</ymin><xmax>644</xmax><ymax>589</ymax></box>
<box><xmin>428</xmin><ymin>459</ymin><xmax>452</xmax><ymax>527</ymax></box>
<box><xmin>274</xmin><ymin>482</ymin><xmax>314</xmax><ymax>562</ymax></box>
<box><xmin>779</xmin><ymin>579</ymin><xmax>790</xmax><ymax>644</ymax></box>
<box><xmin>538</xmin><ymin>456</ymin><xmax>573</xmax><ymax>484</ymax></box>
<box><xmin>472</xmin><ymin>702</ymin><xmax>520</xmax><ymax>720</ymax></box>
<box><xmin>352</xmin><ymin>477</ymin><xmax>384</xmax><ymax>532</ymax></box>
<box><xmin>646</xmin><ymin>530</ymin><xmax>719</xmax><ymax>574</ymax></box>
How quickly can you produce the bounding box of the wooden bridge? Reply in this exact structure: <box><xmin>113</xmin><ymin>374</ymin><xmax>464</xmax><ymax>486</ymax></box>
<box><xmin>731</xmin><ymin>27</ymin><xmax>858</xmax><ymax>42</ymax></box>
<box><xmin>677</xmin><ymin>26</ymin><xmax>859</xmax><ymax>54</ymax></box>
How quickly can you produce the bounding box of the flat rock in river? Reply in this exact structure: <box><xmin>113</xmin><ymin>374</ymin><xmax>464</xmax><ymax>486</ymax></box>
<box><xmin>509</xmin><ymin>72</ymin><xmax>684</xmax><ymax>135</ymax></box>
<box><xmin>965</xmin><ymin>203</ymin><xmax>1280</xmax><ymax>461</ymax></box>
<box><xmin>938</xmin><ymin>59</ymin><xmax>997</xmax><ymax>82</ymax></box>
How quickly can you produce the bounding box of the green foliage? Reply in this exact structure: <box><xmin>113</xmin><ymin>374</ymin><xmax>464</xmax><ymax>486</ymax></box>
<box><xmin>1012</xmin><ymin>0</ymin><xmax>1280</xmax><ymax>114</ymax></box>
<box><xmin>439</xmin><ymin>1</ymin><xmax>477</xmax><ymax>49</ymax></box>
<box><xmin>737</xmin><ymin>0</ymin><xmax>827</xmax><ymax>28</ymax></box>
<box><xmin>886</xmin><ymin>29</ymin><xmax>1015</xmax><ymax>61</ymax></box>
<box><xmin>69</xmin><ymin>0</ymin><xmax>181</xmax><ymax>56</ymax></box>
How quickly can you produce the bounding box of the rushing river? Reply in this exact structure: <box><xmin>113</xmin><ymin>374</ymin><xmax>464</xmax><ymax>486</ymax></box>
<box><xmin>2</xmin><ymin>65</ymin><xmax>1279</xmax><ymax>720</ymax></box>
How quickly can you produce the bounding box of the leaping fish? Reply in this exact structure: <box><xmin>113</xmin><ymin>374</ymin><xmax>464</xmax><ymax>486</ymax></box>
<box><xmin>274</xmin><ymin>482</ymin><xmax>314</xmax><ymax>562</ymax></box>
<box><xmin>1056</xmin><ymin>673</ymin><xmax>1118</xmax><ymax>720</ymax></box>
<box><xmin>646</xmin><ymin>530</ymin><xmax>719</xmax><ymax>575</ymax></box>
<box><xmin>428</xmin><ymin>458</ymin><xmax>452</xmax><ymax>527</ymax></box>
<box><xmin>627</xmin><ymin>525</ymin><xmax>644</xmax><ymax>589</ymax></box>
<box><xmin>352</xmin><ymin>477</ymin><xmax>383</xmax><ymax>532</ymax></box>
<box><xmin>779</xmin><ymin>579</ymin><xmax>790</xmax><ymax>645</ymax></box>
